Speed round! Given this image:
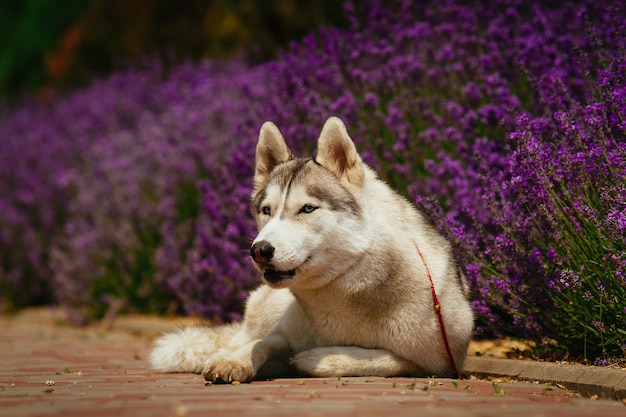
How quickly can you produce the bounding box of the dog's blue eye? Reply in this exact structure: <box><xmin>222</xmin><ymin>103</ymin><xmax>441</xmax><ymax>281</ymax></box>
<box><xmin>300</xmin><ymin>204</ymin><xmax>317</xmax><ymax>214</ymax></box>
<box><xmin>262</xmin><ymin>206</ymin><xmax>271</xmax><ymax>215</ymax></box>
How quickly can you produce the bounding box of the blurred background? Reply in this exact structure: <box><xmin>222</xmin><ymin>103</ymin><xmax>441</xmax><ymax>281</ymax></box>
<box><xmin>0</xmin><ymin>0</ymin><xmax>346</xmax><ymax>101</ymax></box>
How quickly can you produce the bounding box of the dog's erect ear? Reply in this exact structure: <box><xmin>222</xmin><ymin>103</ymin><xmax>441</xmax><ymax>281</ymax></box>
<box><xmin>254</xmin><ymin>121</ymin><xmax>293</xmax><ymax>193</ymax></box>
<box><xmin>316</xmin><ymin>117</ymin><xmax>364</xmax><ymax>187</ymax></box>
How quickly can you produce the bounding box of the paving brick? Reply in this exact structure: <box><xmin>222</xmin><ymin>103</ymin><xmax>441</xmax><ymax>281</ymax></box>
<box><xmin>1</xmin><ymin>313</ymin><xmax>625</xmax><ymax>417</ymax></box>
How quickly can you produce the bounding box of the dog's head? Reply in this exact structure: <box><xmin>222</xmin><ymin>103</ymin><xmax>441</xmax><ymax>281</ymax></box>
<box><xmin>249</xmin><ymin>117</ymin><xmax>371</xmax><ymax>289</ymax></box>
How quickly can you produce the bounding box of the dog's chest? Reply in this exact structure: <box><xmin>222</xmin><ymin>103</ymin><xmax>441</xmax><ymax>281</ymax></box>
<box><xmin>302</xmin><ymin>296</ymin><xmax>388</xmax><ymax>347</ymax></box>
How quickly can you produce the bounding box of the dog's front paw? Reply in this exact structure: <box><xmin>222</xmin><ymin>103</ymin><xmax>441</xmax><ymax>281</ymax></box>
<box><xmin>202</xmin><ymin>356</ymin><xmax>255</xmax><ymax>383</ymax></box>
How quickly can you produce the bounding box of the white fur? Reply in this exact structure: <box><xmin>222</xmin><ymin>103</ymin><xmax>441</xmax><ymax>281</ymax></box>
<box><xmin>150</xmin><ymin>323</ymin><xmax>241</xmax><ymax>373</ymax></box>
<box><xmin>150</xmin><ymin>116</ymin><xmax>474</xmax><ymax>382</ymax></box>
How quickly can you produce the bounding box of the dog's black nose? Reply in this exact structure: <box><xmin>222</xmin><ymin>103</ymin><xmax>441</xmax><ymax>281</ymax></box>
<box><xmin>250</xmin><ymin>240</ymin><xmax>274</xmax><ymax>264</ymax></box>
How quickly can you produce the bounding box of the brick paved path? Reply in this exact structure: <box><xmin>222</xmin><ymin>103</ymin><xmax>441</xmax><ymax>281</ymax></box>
<box><xmin>1</xmin><ymin>311</ymin><xmax>624</xmax><ymax>417</ymax></box>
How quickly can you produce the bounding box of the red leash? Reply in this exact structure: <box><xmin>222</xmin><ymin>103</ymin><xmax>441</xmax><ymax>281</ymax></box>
<box><xmin>412</xmin><ymin>240</ymin><xmax>461</xmax><ymax>379</ymax></box>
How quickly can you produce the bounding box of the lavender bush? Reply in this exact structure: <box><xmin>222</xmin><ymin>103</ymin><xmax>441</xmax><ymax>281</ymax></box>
<box><xmin>0</xmin><ymin>0</ymin><xmax>623</xmax><ymax>360</ymax></box>
<box><xmin>415</xmin><ymin>5</ymin><xmax>626</xmax><ymax>361</ymax></box>
<box><xmin>0</xmin><ymin>61</ymin><xmax>274</xmax><ymax>322</ymax></box>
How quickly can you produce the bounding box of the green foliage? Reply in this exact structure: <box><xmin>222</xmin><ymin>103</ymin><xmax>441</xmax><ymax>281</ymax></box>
<box><xmin>0</xmin><ymin>0</ymin><xmax>86</xmax><ymax>97</ymax></box>
<box><xmin>0</xmin><ymin>0</ymin><xmax>346</xmax><ymax>99</ymax></box>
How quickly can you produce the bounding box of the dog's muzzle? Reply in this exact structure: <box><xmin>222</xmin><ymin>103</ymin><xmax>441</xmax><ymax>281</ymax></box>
<box><xmin>250</xmin><ymin>240</ymin><xmax>295</xmax><ymax>284</ymax></box>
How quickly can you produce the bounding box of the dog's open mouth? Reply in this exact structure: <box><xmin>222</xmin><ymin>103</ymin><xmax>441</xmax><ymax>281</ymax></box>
<box><xmin>263</xmin><ymin>268</ymin><xmax>296</xmax><ymax>284</ymax></box>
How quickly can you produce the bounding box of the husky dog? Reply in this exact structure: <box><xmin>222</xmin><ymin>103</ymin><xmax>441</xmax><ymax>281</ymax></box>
<box><xmin>150</xmin><ymin>116</ymin><xmax>474</xmax><ymax>382</ymax></box>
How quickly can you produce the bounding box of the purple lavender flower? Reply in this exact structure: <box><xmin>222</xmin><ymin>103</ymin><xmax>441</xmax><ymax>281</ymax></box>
<box><xmin>0</xmin><ymin>0</ymin><xmax>624</xmax><ymax>360</ymax></box>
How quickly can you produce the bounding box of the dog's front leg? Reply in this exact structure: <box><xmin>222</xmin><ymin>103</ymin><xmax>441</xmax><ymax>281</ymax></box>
<box><xmin>202</xmin><ymin>331</ymin><xmax>289</xmax><ymax>383</ymax></box>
